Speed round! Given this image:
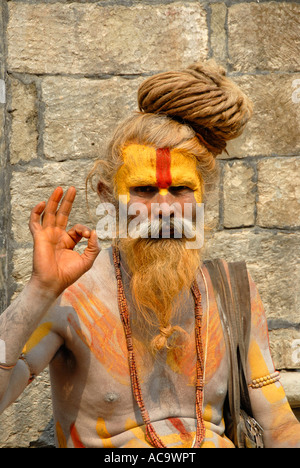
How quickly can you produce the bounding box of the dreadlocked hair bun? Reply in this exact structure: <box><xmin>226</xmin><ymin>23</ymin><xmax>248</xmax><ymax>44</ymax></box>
<box><xmin>138</xmin><ymin>60</ymin><xmax>253</xmax><ymax>156</ymax></box>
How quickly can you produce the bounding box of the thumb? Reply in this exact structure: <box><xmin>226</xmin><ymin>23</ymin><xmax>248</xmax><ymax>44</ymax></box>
<box><xmin>81</xmin><ymin>230</ymin><xmax>101</xmax><ymax>271</ymax></box>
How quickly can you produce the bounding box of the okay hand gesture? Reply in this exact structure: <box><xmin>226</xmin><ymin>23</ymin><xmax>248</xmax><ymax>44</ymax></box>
<box><xmin>29</xmin><ymin>186</ymin><xmax>100</xmax><ymax>297</ymax></box>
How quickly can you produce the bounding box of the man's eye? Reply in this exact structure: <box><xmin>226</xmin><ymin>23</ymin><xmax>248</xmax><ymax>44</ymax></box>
<box><xmin>132</xmin><ymin>186</ymin><xmax>157</xmax><ymax>194</ymax></box>
<box><xmin>169</xmin><ymin>186</ymin><xmax>192</xmax><ymax>194</ymax></box>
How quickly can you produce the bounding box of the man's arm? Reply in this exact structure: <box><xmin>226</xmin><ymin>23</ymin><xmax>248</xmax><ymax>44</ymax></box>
<box><xmin>0</xmin><ymin>282</ymin><xmax>59</xmax><ymax>407</ymax></box>
<box><xmin>0</xmin><ymin>186</ymin><xmax>100</xmax><ymax>409</ymax></box>
<box><xmin>0</xmin><ymin>293</ymin><xmax>64</xmax><ymax>413</ymax></box>
<box><xmin>246</xmin><ymin>273</ymin><xmax>300</xmax><ymax>448</ymax></box>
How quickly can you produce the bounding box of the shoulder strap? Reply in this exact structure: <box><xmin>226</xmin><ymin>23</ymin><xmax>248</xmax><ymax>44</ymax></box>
<box><xmin>204</xmin><ymin>259</ymin><xmax>253</xmax><ymax>442</ymax></box>
<box><xmin>227</xmin><ymin>261</ymin><xmax>252</xmax><ymax>416</ymax></box>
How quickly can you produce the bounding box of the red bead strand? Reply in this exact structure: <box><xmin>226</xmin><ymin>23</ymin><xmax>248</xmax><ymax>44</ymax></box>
<box><xmin>113</xmin><ymin>245</ymin><xmax>205</xmax><ymax>448</ymax></box>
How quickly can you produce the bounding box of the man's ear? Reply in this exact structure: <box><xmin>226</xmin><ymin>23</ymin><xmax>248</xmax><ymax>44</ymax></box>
<box><xmin>97</xmin><ymin>180</ymin><xmax>113</xmax><ymax>201</ymax></box>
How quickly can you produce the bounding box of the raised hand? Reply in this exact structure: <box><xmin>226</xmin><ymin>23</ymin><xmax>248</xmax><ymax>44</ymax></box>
<box><xmin>29</xmin><ymin>186</ymin><xmax>100</xmax><ymax>297</ymax></box>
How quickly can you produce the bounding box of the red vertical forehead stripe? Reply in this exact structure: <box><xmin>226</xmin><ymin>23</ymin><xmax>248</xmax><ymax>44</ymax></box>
<box><xmin>156</xmin><ymin>148</ymin><xmax>172</xmax><ymax>189</ymax></box>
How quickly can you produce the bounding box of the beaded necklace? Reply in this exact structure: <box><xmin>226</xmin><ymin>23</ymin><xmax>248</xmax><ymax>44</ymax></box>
<box><xmin>112</xmin><ymin>245</ymin><xmax>206</xmax><ymax>448</ymax></box>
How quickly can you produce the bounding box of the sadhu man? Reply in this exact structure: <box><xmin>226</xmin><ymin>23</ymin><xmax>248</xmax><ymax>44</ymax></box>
<box><xmin>0</xmin><ymin>61</ymin><xmax>299</xmax><ymax>448</ymax></box>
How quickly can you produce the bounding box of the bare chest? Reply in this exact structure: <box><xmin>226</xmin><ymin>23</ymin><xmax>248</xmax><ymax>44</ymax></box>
<box><xmin>50</xmin><ymin>292</ymin><xmax>228</xmax><ymax>448</ymax></box>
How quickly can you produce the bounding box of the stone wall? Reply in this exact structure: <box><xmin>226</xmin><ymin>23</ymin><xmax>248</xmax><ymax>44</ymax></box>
<box><xmin>0</xmin><ymin>0</ymin><xmax>299</xmax><ymax>447</ymax></box>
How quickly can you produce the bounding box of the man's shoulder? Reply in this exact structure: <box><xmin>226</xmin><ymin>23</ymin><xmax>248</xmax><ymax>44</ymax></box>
<box><xmin>56</xmin><ymin>246</ymin><xmax>116</xmax><ymax>309</ymax></box>
<box><xmin>202</xmin><ymin>257</ymin><xmax>247</xmax><ymax>267</ymax></box>
<box><xmin>83</xmin><ymin>244</ymin><xmax>115</xmax><ymax>279</ymax></box>
<box><xmin>91</xmin><ymin>244</ymin><xmax>115</xmax><ymax>273</ymax></box>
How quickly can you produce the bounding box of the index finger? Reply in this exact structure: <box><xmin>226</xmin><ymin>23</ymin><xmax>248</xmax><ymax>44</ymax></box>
<box><xmin>55</xmin><ymin>186</ymin><xmax>77</xmax><ymax>230</ymax></box>
<box><xmin>29</xmin><ymin>201</ymin><xmax>46</xmax><ymax>235</ymax></box>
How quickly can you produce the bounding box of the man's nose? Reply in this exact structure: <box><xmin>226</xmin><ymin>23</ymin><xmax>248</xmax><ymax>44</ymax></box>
<box><xmin>156</xmin><ymin>187</ymin><xmax>174</xmax><ymax>200</ymax></box>
<box><xmin>151</xmin><ymin>190</ymin><xmax>176</xmax><ymax>217</ymax></box>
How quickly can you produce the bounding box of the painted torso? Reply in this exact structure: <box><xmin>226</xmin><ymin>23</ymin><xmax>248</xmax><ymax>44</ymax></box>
<box><xmin>47</xmin><ymin>247</ymin><xmax>233</xmax><ymax>448</ymax></box>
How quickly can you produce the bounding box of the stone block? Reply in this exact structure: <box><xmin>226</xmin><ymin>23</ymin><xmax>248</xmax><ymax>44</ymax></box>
<box><xmin>0</xmin><ymin>369</ymin><xmax>53</xmax><ymax>448</ymax></box>
<box><xmin>223</xmin><ymin>161</ymin><xmax>255</xmax><ymax>228</ymax></box>
<box><xmin>203</xmin><ymin>229</ymin><xmax>300</xmax><ymax>323</ymax></box>
<box><xmin>269</xmin><ymin>330</ymin><xmax>300</xmax><ymax>371</ymax></box>
<box><xmin>280</xmin><ymin>372</ymin><xmax>300</xmax><ymax>408</ymax></box>
<box><xmin>0</xmin><ymin>165</ymin><xmax>9</xmax><ymax>312</ymax></box>
<box><xmin>42</xmin><ymin>76</ymin><xmax>144</xmax><ymax>162</ymax></box>
<box><xmin>228</xmin><ymin>2</ymin><xmax>300</xmax><ymax>72</ymax></box>
<box><xmin>257</xmin><ymin>157</ymin><xmax>300</xmax><ymax>228</ymax></box>
<box><xmin>0</xmin><ymin>106</ymin><xmax>5</xmax><ymax>168</ymax></box>
<box><xmin>10</xmin><ymin>161</ymin><xmax>100</xmax><ymax>246</ymax></box>
<box><xmin>204</xmin><ymin>168</ymin><xmax>220</xmax><ymax>233</ymax></box>
<box><xmin>210</xmin><ymin>3</ymin><xmax>227</xmax><ymax>68</ymax></box>
<box><xmin>0</xmin><ymin>1</ymin><xmax>5</xmax><ymax>79</ymax></box>
<box><xmin>7</xmin><ymin>3</ymin><xmax>208</xmax><ymax>75</ymax></box>
<box><xmin>8</xmin><ymin>77</ymin><xmax>38</xmax><ymax>164</ymax></box>
<box><xmin>0</xmin><ymin>247</ymin><xmax>7</xmax><ymax>312</ymax></box>
<box><xmin>223</xmin><ymin>74</ymin><xmax>300</xmax><ymax>158</ymax></box>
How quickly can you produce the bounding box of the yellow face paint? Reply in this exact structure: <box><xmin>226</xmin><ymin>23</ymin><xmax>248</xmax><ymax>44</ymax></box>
<box><xmin>169</xmin><ymin>149</ymin><xmax>203</xmax><ymax>203</ymax></box>
<box><xmin>115</xmin><ymin>145</ymin><xmax>156</xmax><ymax>202</ymax></box>
<box><xmin>114</xmin><ymin>144</ymin><xmax>203</xmax><ymax>203</ymax></box>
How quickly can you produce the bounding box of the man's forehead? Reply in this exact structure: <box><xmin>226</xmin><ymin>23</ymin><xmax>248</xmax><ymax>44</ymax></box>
<box><xmin>121</xmin><ymin>144</ymin><xmax>173</xmax><ymax>189</ymax></box>
<box><xmin>121</xmin><ymin>144</ymin><xmax>198</xmax><ymax>170</ymax></box>
<box><xmin>121</xmin><ymin>144</ymin><xmax>157</xmax><ymax>164</ymax></box>
<box><xmin>116</xmin><ymin>143</ymin><xmax>202</xmax><ymax>201</ymax></box>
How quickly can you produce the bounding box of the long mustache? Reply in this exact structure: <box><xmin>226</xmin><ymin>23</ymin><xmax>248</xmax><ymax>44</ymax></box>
<box><xmin>127</xmin><ymin>216</ymin><xmax>197</xmax><ymax>240</ymax></box>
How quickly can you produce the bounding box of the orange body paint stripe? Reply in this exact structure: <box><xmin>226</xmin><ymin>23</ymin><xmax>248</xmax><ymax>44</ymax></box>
<box><xmin>168</xmin><ymin>418</ymin><xmax>193</xmax><ymax>444</ymax></box>
<box><xmin>156</xmin><ymin>148</ymin><xmax>172</xmax><ymax>189</ymax></box>
<box><xmin>65</xmin><ymin>284</ymin><xmax>130</xmax><ymax>385</ymax></box>
<box><xmin>70</xmin><ymin>422</ymin><xmax>85</xmax><ymax>448</ymax></box>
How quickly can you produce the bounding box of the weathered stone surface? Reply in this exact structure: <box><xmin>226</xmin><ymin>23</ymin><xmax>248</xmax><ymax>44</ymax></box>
<box><xmin>203</xmin><ymin>229</ymin><xmax>300</xmax><ymax>323</ymax></box>
<box><xmin>0</xmin><ymin>247</ymin><xmax>7</xmax><ymax>312</ymax></box>
<box><xmin>0</xmin><ymin>123</ymin><xmax>9</xmax><ymax>312</ymax></box>
<box><xmin>210</xmin><ymin>3</ymin><xmax>227</xmax><ymax>68</ymax></box>
<box><xmin>8</xmin><ymin>77</ymin><xmax>38</xmax><ymax>164</ymax></box>
<box><xmin>228</xmin><ymin>2</ymin><xmax>300</xmax><ymax>72</ymax></box>
<box><xmin>269</xmin><ymin>330</ymin><xmax>300</xmax><ymax>371</ymax></box>
<box><xmin>0</xmin><ymin>1</ymin><xmax>5</xmax><ymax>79</ymax></box>
<box><xmin>203</xmin><ymin>169</ymin><xmax>220</xmax><ymax>233</ymax></box>
<box><xmin>281</xmin><ymin>372</ymin><xmax>300</xmax><ymax>408</ymax></box>
<box><xmin>223</xmin><ymin>74</ymin><xmax>300</xmax><ymax>158</ymax></box>
<box><xmin>7</xmin><ymin>3</ymin><xmax>208</xmax><ymax>75</ymax></box>
<box><xmin>42</xmin><ymin>76</ymin><xmax>143</xmax><ymax>161</ymax></box>
<box><xmin>257</xmin><ymin>157</ymin><xmax>300</xmax><ymax>228</ymax></box>
<box><xmin>0</xmin><ymin>106</ymin><xmax>5</xmax><ymax>168</ymax></box>
<box><xmin>223</xmin><ymin>161</ymin><xmax>255</xmax><ymax>228</ymax></box>
<box><xmin>10</xmin><ymin>161</ymin><xmax>100</xmax><ymax>245</ymax></box>
<box><xmin>0</xmin><ymin>369</ymin><xmax>53</xmax><ymax>448</ymax></box>
<box><xmin>281</xmin><ymin>372</ymin><xmax>300</xmax><ymax>410</ymax></box>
